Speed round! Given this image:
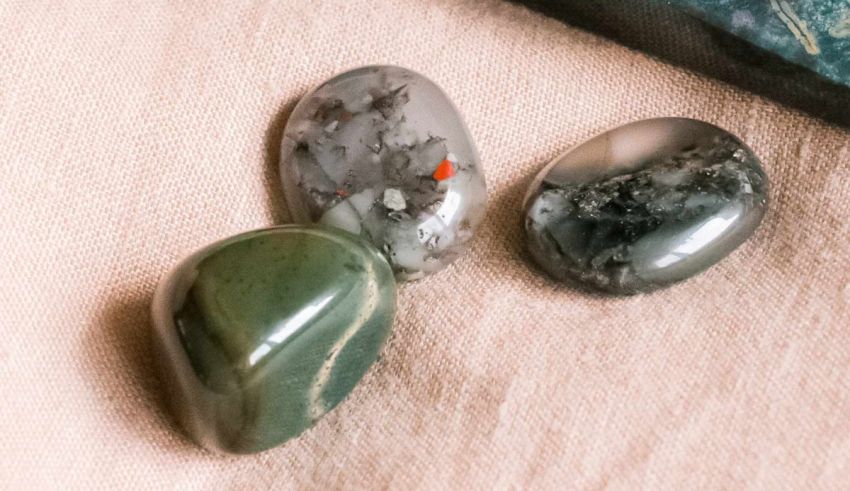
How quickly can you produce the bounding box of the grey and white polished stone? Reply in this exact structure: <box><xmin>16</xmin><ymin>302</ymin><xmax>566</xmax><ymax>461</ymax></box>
<box><xmin>280</xmin><ymin>66</ymin><xmax>487</xmax><ymax>280</ymax></box>
<box><xmin>523</xmin><ymin>118</ymin><xmax>769</xmax><ymax>294</ymax></box>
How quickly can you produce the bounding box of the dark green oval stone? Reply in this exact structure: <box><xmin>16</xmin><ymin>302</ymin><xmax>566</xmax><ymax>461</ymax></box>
<box><xmin>523</xmin><ymin>118</ymin><xmax>769</xmax><ymax>294</ymax></box>
<box><xmin>151</xmin><ymin>225</ymin><xmax>396</xmax><ymax>453</ymax></box>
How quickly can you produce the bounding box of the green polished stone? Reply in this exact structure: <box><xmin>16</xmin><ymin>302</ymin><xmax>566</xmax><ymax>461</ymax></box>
<box><xmin>151</xmin><ymin>225</ymin><xmax>396</xmax><ymax>454</ymax></box>
<box><xmin>523</xmin><ymin>118</ymin><xmax>768</xmax><ymax>294</ymax></box>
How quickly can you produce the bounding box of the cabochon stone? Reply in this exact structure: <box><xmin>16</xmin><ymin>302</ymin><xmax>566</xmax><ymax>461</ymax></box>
<box><xmin>523</xmin><ymin>118</ymin><xmax>768</xmax><ymax>294</ymax></box>
<box><xmin>280</xmin><ymin>66</ymin><xmax>487</xmax><ymax>281</ymax></box>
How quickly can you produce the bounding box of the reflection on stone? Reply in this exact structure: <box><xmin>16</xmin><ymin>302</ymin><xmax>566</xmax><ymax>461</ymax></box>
<box><xmin>523</xmin><ymin>118</ymin><xmax>768</xmax><ymax>294</ymax></box>
<box><xmin>280</xmin><ymin>66</ymin><xmax>487</xmax><ymax>280</ymax></box>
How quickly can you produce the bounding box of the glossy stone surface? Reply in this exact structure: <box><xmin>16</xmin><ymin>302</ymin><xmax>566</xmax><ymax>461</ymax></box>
<box><xmin>151</xmin><ymin>225</ymin><xmax>396</xmax><ymax>454</ymax></box>
<box><xmin>523</xmin><ymin>118</ymin><xmax>768</xmax><ymax>294</ymax></box>
<box><xmin>280</xmin><ymin>66</ymin><xmax>487</xmax><ymax>280</ymax></box>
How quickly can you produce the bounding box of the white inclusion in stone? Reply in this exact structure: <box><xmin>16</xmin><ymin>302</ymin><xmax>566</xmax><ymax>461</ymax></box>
<box><xmin>382</xmin><ymin>188</ymin><xmax>407</xmax><ymax>211</ymax></box>
<box><xmin>319</xmin><ymin>189</ymin><xmax>376</xmax><ymax>235</ymax></box>
<box><xmin>390</xmin><ymin>221</ymin><xmax>432</xmax><ymax>273</ymax></box>
<box><xmin>349</xmin><ymin>189</ymin><xmax>376</xmax><ymax>215</ymax></box>
<box><xmin>323</xmin><ymin>120</ymin><xmax>339</xmax><ymax>133</ymax></box>
<box><xmin>344</xmin><ymin>94</ymin><xmax>374</xmax><ymax>113</ymax></box>
<box><xmin>417</xmin><ymin>218</ymin><xmax>439</xmax><ymax>245</ymax></box>
<box><xmin>320</xmin><ymin>201</ymin><xmax>362</xmax><ymax>235</ymax></box>
<box><xmin>446</xmin><ymin>152</ymin><xmax>458</xmax><ymax>163</ymax></box>
<box><xmin>650</xmin><ymin>169</ymin><xmax>689</xmax><ymax>187</ymax></box>
<box><xmin>382</xmin><ymin>123</ymin><xmax>417</xmax><ymax>148</ymax></box>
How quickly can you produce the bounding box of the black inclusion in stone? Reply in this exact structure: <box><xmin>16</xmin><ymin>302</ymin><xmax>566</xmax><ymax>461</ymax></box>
<box><xmin>524</xmin><ymin>118</ymin><xmax>768</xmax><ymax>294</ymax></box>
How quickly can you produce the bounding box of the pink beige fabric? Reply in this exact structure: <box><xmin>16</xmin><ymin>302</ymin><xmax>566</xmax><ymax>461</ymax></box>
<box><xmin>1</xmin><ymin>0</ymin><xmax>848</xmax><ymax>488</ymax></box>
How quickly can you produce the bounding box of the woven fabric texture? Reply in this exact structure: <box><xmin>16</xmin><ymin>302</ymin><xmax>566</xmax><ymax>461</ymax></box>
<box><xmin>1</xmin><ymin>0</ymin><xmax>848</xmax><ymax>489</ymax></box>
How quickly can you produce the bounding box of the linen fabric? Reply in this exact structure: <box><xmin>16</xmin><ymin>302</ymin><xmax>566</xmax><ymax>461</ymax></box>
<box><xmin>0</xmin><ymin>0</ymin><xmax>848</xmax><ymax>489</ymax></box>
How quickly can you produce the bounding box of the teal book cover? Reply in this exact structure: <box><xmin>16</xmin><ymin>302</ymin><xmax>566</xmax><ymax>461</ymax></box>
<box><xmin>675</xmin><ymin>0</ymin><xmax>849</xmax><ymax>86</ymax></box>
<box><xmin>518</xmin><ymin>0</ymin><xmax>850</xmax><ymax>126</ymax></box>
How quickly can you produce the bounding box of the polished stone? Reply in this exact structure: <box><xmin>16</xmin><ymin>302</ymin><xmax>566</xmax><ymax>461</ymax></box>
<box><xmin>280</xmin><ymin>65</ymin><xmax>487</xmax><ymax>280</ymax></box>
<box><xmin>523</xmin><ymin>118</ymin><xmax>768</xmax><ymax>294</ymax></box>
<box><xmin>151</xmin><ymin>225</ymin><xmax>396</xmax><ymax>454</ymax></box>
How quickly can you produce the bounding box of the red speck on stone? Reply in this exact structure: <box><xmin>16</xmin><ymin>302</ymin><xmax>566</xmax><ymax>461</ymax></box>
<box><xmin>335</xmin><ymin>189</ymin><xmax>349</xmax><ymax>197</ymax></box>
<box><xmin>432</xmin><ymin>160</ymin><xmax>456</xmax><ymax>181</ymax></box>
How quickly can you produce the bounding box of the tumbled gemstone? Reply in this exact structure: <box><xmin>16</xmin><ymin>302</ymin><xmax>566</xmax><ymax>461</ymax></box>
<box><xmin>280</xmin><ymin>65</ymin><xmax>487</xmax><ymax>280</ymax></box>
<box><xmin>523</xmin><ymin>118</ymin><xmax>769</xmax><ymax>294</ymax></box>
<box><xmin>151</xmin><ymin>225</ymin><xmax>396</xmax><ymax>453</ymax></box>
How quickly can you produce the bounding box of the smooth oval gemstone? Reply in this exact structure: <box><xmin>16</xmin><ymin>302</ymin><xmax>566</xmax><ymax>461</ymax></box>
<box><xmin>280</xmin><ymin>65</ymin><xmax>487</xmax><ymax>280</ymax></box>
<box><xmin>151</xmin><ymin>225</ymin><xmax>396</xmax><ymax>453</ymax></box>
<box><xmin>523</xmin><ymin>118</ymin><xmax>768</xmax><ymax>294</ymax></box>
